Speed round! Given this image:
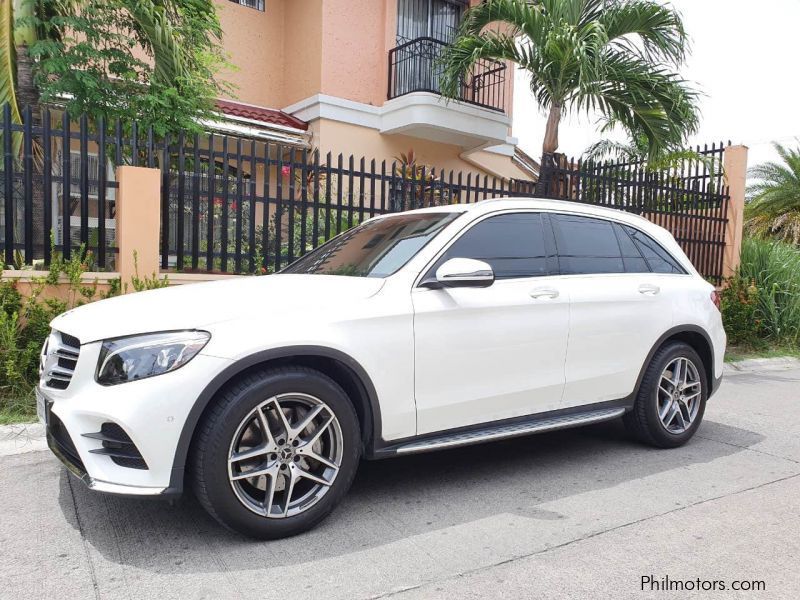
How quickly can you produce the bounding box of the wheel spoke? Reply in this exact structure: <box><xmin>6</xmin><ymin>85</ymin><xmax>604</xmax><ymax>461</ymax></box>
<box><xmin>659</xmin><ymin>398</ymin><xmax>674</xmax><ymax>421</ymax></box>
<box><xmin>272</xmin><ymin>398</ymin><xmax>293</xmax><ymax>438</ymax></box>
<box><xmin>231</xmin><ymin>464</ymin><xmax>273</xmax><ymax>481</ymax></box>
<box><xmin>282</xmin><ymin>469</ymin><xmax>297</xmax><ymax>517</ymax></box>
<box><xmin>296</xmin><ymin>467</ymin><xmax>332</xmax><ymax>487</ymax></box>
<box><xmin>262</xmin><ymin>473</ymin><xmax>277</xmax><ymax>517</ymax></box>
<box><xmin>298</xmin><ymin>446</ymin><xmax>339</xmax><ymax>471</ymax></box>
<box><xmin>662</xmin><ymin>403</ymin><xmax>678</xmax><ymax>428</ymax></box>
<box><xmin>672</xmin><ymin>358</ymin><xmax>684</xmax><ymax>387</ymax></box>
<box><xmin>292</xmin><ymin>404</ymin><xmax>326</xmax><ymax>437</ymax></box>
<box><xmin>674</xmin><ymin>406</ymin><xmax>687</xmax><ymax>430</ymax></box>
<box><xmin>681</xmin><ymin>359</ymin><xmax>692</xmax><ymax>387</ymax></box>
<box><xmin>683</xmin><ymin>390</ymin><xmax>701</xmax><ymax>402</ymax></box>
<box><xmin>230</xmin><ymin>445</ymin><xmax>271</xmax><ymax>464</ymax></box>
<box><xmin>304</xmin><ymin>415</ymin><xmax>334</xmax><ymax>446</ymax></box>
<box><xmin>256</xmin><ymin>404</ymin><xmax>277</xmax><ymax>448</ymax></box>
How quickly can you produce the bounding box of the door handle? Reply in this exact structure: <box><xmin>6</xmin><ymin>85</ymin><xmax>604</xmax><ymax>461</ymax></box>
<box><xmin>529</xmin><ymin>287</ymin><xmax>559</xmax><ymax>300</ymax></box>
<box><xmin>638</xmin><ymin>283</ymin><xmax>661</xmax><ymax>296</ymax></box>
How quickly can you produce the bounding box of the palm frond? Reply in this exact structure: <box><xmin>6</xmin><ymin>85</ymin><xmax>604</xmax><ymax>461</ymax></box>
<box><xmin>597</xmin><ymin>0</ymin><xmax>688</xmax><ymax>64</ymax></box>
<box><xmin>0</xmin><ymin>0</ymin><xmax>22</xmax><ymax>154</ymax></box>
<box><xmin>124</xmin><ymin>1</ymin><xmax>184</xmax><ymax>84</ymax></box>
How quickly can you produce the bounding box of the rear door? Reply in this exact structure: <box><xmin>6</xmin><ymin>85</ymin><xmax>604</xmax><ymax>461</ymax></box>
<box><xmin>412</xmin><ymin>211</ymin><xmax>569</xmax><ymax>434</ymax></box>
<box><xmin>549</xmin><ymin>213</ymin><xmax>680</xmax><ymax>408</ymax></box>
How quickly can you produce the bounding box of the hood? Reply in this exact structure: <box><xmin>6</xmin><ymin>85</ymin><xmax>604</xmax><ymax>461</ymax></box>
<box><xmin>50</xmin><ymin>274</ymin><xmax>385</xmax><ymax>344</ymax></box>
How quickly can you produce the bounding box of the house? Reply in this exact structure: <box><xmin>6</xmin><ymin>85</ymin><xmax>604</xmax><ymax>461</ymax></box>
<box><xmin>211</xmin><ymin>0</ymin><xmax>537</xmax><ymax>181</ymax></box>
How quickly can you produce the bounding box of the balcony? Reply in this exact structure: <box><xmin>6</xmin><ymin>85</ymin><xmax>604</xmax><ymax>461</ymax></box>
<box><xmin>388</xmin><ymin>37</ymin><xmax>507</xmax><ymax>112</ymax></box>
<box><xmin>383</xmin><ymin>37</ymin><xmax>510</xmax><ymax>149</ymax></box>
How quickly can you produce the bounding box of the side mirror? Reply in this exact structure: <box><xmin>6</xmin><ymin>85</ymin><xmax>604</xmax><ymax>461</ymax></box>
<box><xmin>427</xmin><ymin>258</ymin><xmax>494</xmax><ymax>289</ymax></box>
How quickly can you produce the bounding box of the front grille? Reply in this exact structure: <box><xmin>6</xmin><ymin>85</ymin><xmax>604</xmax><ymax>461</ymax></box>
<box><xmin>83</xmin><ymin>423</ymin><xmax>148</xmax><ymax>470</ymax></box>
<box><xmin>40</xmin><ymin>330</ymin><xmax>81</xmax><ymax>390</ymax></box>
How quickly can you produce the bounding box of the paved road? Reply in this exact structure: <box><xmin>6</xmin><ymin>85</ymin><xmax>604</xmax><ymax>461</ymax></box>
<box><xmin>2</xmin><ymin>364</ymin><xmax>799</xmax><ymax>599</ymax></box>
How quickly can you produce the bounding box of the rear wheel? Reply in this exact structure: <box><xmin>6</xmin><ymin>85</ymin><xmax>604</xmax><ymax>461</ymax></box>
<box><xmin>191</xmin><ymin>366</ymin><xmax>361</xmax><ymax>539</ymax></box>
<box><xmin>624</xmin><ymin>342</ymin><xmax>708</xmax><ymax>448</ymax></box>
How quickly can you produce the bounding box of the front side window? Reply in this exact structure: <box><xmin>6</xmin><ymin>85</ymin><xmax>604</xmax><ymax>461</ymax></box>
<box><xmin>430</xmin><ymin>212</ymin><xmax>552</xmax><ymax>280</ymax></box>
<box><xmin>283</xmin><ymin>212</ymin><xmax>461</xmax><ymax>277</ymax></box>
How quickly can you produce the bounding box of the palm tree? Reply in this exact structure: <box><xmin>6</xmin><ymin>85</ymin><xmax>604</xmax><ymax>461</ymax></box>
<box><xmin>439</xmin><ymin>0</ymin><xmax>699</xmax><ymax>193</ymax></box>
<box><xmin>745</xmin><ymin>143</ymin><xmax>800</xmax><ymax>245</ymax></box>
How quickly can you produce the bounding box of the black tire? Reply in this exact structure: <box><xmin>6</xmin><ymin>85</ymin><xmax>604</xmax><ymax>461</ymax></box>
<box><xmin>623</xmin><ymin>342</ymin><xmax>708</xmax><ymax>448</ymax></box>
<box><xmin>191</xmin><ymin>366</ymin><xmax>361</xmax><ymax>539</ymax></box>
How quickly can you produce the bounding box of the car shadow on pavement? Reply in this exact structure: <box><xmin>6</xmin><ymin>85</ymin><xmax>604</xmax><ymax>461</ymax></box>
<box><xmin>56</xmin><ymin>418</ymin><xmax>764</xmax><ymax>572</ymax></box>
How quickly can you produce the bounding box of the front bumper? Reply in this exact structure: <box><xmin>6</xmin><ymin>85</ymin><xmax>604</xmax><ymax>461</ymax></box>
<box><xmin>46</xmin><ymin>427</ymin><xmax>170</xmax><ymax>497</ymax></box>
<box><xmin>41</xmin><ymin>341</ymin><xmax>232</xmax><ymax>496</ymax></box>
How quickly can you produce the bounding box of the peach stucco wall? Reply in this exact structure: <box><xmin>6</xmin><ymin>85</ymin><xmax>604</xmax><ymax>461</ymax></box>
<box><xmin>308</xmin><ymin>118</ymin><xmax>527</xmax><ymax>180</ymax></box>
<box><xmin>216</xmin><ymin>0</ymin><xmax>286</xmax><ymax>108</ymax></box>
<box><xmin>217</xmin><ymin>1</ymin><xmax>513</xmax><ymax>114</ymax></box>
<box><xmin>319</xmin><ymin>0</ymin><xmax>391</xmax><ymax>107</ymax></box>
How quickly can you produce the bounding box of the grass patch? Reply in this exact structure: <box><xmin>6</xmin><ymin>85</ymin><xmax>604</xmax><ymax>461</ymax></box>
<box><xmin>725</xmin><ymin>344</ymin><xmax>800</xmax><ymax>363</ymax></box>
<box><xmin>0</xmin><ymin>392</ymin><xmax>37</xmax><ymax>425</ymax></box>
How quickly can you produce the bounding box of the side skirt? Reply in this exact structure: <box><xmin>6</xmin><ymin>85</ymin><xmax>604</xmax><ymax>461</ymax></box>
<box><xmin>372</xmin><ymin>400</ymin><xmax>630</xmax><ymax>458</ymax></box>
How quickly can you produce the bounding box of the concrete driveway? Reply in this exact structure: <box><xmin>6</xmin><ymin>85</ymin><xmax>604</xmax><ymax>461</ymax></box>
<box><xmin>2</xmin><ymin>362</ymin><xmax>799</xmax><ymax>599</ymax></box>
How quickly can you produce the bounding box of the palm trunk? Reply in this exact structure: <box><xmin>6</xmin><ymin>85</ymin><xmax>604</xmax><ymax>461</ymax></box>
<box><xmin>15</xmin><ymin>45</ymin><xmax>39</xmax><ymax>115</ymax></box>
<box><xmin>15</xmin><ymin>44</ymin><xmax>45</xmax><ymax>259</ymax></box>
<box><xmin>535</xmin><ymin>103</ymin><xmax>561</xmax><ymax>197</ymax></box>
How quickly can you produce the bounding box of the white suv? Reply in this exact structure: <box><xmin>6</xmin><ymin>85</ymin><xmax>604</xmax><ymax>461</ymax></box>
<box><xmin>39</xmin><ymin>198</ymin><xmax>726</xmax><ymax>539</ymax></box>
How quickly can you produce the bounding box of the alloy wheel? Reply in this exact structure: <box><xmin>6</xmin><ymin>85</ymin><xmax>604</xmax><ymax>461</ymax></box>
<box><xmin>657</xmin><ymin>357</ymin><xmax>702</xmax><ymax>434</ymax></box>
<box><xmin>227</xmin><ymin>393</ymin><xmax>343</xmax><ymax>518</ymax></box>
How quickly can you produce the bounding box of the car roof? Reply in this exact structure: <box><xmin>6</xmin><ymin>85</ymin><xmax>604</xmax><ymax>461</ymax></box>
<box><xmin>378</xmin><ymin>197</ymin><xmax>653</xmax><ymax>228</ymax></box>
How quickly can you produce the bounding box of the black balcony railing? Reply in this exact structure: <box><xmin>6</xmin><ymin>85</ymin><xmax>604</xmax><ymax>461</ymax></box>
<box><xmin>388</xmin><ymin>37</ymin><xmax>507</xmax><ymax>112</ymax></box>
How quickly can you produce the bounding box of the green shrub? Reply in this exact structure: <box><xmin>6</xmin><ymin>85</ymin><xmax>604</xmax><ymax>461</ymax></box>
<box><xmin>722</xmin><ymin>237</ymin><xmax>800</xmax><ymax>349</ymax></box>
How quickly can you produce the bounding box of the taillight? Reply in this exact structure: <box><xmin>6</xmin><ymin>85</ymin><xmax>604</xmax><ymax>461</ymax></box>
<box><xmin>710</xmin><ymin>290</ymin><xmax>721</xmax><ymax>311</ymax></box>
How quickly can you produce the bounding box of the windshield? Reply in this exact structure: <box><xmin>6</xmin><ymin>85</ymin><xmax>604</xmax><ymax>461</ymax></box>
<box><xmin>283</xmin><ymin>212</ymin><xmax>461</xmax><ymax>277</ymax></box>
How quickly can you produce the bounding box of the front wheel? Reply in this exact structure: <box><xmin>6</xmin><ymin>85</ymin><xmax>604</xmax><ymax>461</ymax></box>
<box><xmin>624</xmin><ymin>342</ymin><xmax>708</xmax><ymax>448</ymax></box>
<box><xmin>191</xmin><ymin>366</ymin><xmax>361</xmax><ymax>539</ymax></box>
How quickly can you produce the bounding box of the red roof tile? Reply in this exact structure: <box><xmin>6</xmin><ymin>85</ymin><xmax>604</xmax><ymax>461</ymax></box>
<box><xmin>215</xmin><ymin>99</ymin><xmax>308</xmax><ymax>131</ymax></box>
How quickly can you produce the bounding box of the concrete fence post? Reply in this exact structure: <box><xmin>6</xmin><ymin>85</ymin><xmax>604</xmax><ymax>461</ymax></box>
<box><xmin>722</xmin><ymin>145</ymin><xmax>748</xmax><ymax>279</ymax></box>
<box><xmin>116</xmin><ymin>166</ymin><xmax>162</xmax><ymax>292</ymax></box>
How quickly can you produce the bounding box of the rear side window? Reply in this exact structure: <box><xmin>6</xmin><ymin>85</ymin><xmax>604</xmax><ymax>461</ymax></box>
<box><xmin>433</xmin><ymin>212</ymin><xmax>550</xmax><ymax>279</ymax></box>
<box><xmin>623</xmin><ymin>226</ymin><xmax>686</xmax><ymax>274</ymax></box>
<box><xmin>551</xmin><ymin>214</ymin><xmax>624</xmax><ymax>274</ymax></box>
<box><xmin>613</xmin><ymin>223</ymin><xmax>650</xmax><ymax>273</ymax></box>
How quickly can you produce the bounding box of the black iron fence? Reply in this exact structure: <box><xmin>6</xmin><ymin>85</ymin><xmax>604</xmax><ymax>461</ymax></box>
<box><xmin>388</xmin><ymin>37</ymin><xmax>507</xmax><ymax>112</ymax></box>
<box><xmin>0</xmin><ymin>105</ymin><xmax>731</xmax><ymax>283</ymax></box>
<box><xmin>538</xmin><ymin>144</ymin><xmax>731</xmax><ymax>284</ymax></box>
<box><xmin>161</xmin><ymin>135</ymin><xmax>535</xmax><ymax>273</ymax></box>
<box><xmin>0</xmin><ymin>104</ymin><xmax>119</xmax><ymax>269</ymax></box>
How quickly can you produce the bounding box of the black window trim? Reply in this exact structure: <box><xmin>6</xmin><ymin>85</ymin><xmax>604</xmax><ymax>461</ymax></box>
<box><xmin>621</xmin><ymin>223</ymin><xmax>688</xmax><ymax>276</ymax></box>
<box><xmin>413</xmin><ymin>208</ymin><xmax>690</xmax><ymax>287</ymax></box>
<box><xmin>415</xmin><ymin>209</ymin><xmax>558</xmax><ymax>288</ymax></box>
<box><xmin>547</xmin><ymin>211</ymin><xmax>689</xmax><ymax>278</ymax></box>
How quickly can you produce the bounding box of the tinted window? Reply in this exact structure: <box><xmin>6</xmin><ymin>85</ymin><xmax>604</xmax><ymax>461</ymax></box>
<box><xmin>433</xmin><ymin>213</ymin><xmax>550</xmax><ymax>279</ymax></box>
<box><xmin>613</xmin><ymin>223</ymin><xmax>650</xmax><ymax>273</ymax></box>
<box><xmin>551</xmin><ymin>214</ymin><xmax>624</xmax><ymax>274</ymax></box>
<box><xmin>623</xmin><ymin>226</ymin><xmax>686</xmax><ymax>274</ymax></box>
<box><xmin>283</xmin><ymin>212</ymin><xmax>461</xmax><ymax>277</ymax></box>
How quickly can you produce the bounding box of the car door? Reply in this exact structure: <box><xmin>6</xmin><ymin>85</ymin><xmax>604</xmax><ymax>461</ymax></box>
<box><xmin>548</xmin><ymin>213</ymin><xmax>680</xmax><ymax>409</ymax></box>
<box><xmin>411</xmin><ymin>211</ymin><xmax>570</xmax><ymax>435</ymax></box>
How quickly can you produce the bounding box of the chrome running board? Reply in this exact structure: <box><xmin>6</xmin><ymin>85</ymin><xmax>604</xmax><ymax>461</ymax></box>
<box><xmin>393</xmin><ymin>406</ymin><xmax>626</xmax><ymax>455</ymax></box>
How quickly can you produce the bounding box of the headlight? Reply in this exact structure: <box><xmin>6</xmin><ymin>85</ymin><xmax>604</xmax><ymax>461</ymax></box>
<box><xmin>96</xmin><ymin>331</ymin><xmax>210</xmax><ymax>386</ymax></box>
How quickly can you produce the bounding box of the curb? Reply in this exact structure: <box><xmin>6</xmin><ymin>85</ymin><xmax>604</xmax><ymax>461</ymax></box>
<box><xmin>0</xmin><ymin>421</ymin><xmax>46</xmax><ymax>457</ymax></box>
<box><xmin>723</xmin><ymin>356</ymin><xmax>800</xmax><ymax>375</ymax></box>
